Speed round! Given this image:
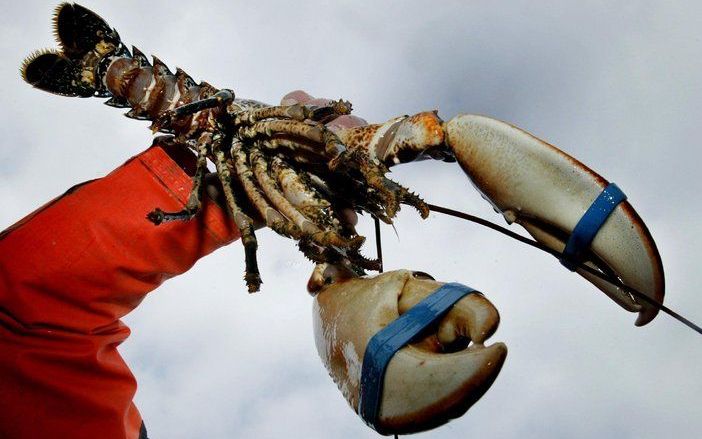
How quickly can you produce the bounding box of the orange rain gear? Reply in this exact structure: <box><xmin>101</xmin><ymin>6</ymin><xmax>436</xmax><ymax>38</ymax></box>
<box><xmin>0</xmin><ymin>144</ymin><xmax>239</xmax><ymax>438</ymax></box>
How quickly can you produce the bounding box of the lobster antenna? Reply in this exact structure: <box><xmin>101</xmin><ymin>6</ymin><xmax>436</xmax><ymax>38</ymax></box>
<box><xmin>373</xmin><ymin>216</ymin><xmax>384</xmax><ymax>274</ymax></box>
<box><xmin>426</xmin><ymin>203</ymin><xmax>702</xmax><ymax>336</ymax></box>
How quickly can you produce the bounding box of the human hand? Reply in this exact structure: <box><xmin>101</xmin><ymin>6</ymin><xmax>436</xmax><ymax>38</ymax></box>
<box><xmin>280</xmin><ymin>90</ymin><xmax>368</xmax><ymax>130</ymax></box>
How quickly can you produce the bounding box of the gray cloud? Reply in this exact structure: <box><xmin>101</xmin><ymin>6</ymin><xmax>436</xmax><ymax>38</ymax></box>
<box><xmin>3</xmin><ymin>1</ymin><xmax>701</xmax><ymax>438</ymax></box>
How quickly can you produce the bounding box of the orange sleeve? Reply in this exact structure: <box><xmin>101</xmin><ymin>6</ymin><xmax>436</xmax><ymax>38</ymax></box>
<box><xmin>0</xmin><ymin>144</ymin><xmax>240</xmax><ymax>439</ymax></box>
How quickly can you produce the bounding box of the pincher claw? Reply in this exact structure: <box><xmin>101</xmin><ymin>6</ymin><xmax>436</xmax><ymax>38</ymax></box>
<box><xmin>335</xmin><ymin>111</ymin><xmax>665</xmax><ymax>326</ymax></box>
<box><xmin>445</xmin><ymin>115</ymin><xmax>665</xmax><ymax>326</ymax></box>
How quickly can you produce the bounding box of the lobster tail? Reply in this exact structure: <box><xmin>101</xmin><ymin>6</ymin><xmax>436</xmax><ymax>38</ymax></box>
<box><xmin>21</xmin><ymin>3</ymin><xmax>125</xmax><ymax>97</ymax></box>
<box><xmin>53</xmin><ymin>3</ymin><xmax>121</xmax><ymax>58</ymax></box>
<box><xmin>21</xmin><ymin>50</ymin><xmax>93</xmax><ymax>97</ymax></box>
<box><xmin>21</xmin><ymin>3</ymin><xmax>219</xmax><ymax>131</ymax></box>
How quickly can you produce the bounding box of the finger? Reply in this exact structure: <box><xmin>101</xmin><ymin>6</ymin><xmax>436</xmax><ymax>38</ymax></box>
<box><xmin>281</xmin><ymin>91</ymin><xmax>368</xmax><ymax>129</ymax></box>
<box><xmin>326</xmin><ymin>114</ymin><xmax>368</xmax><ymax>130</ymax></box>
<box><xmin>280</xmin><ymin>90</ymin><xmax>332</xmax><ymax>107</ymax></box>
<box><xmin>280</xmin><ymin>90</ymin><xmax>314</xmax><ymax>106</ymax></box>
<box><xmin>307</xmin><ymin>97</ymin><xmax>334</xmax><ymax>107</ymax></box>
<box><xmin>280</xmin><ymin>90</ymin><xmax>334</xmax><ymax>108</ymax></box>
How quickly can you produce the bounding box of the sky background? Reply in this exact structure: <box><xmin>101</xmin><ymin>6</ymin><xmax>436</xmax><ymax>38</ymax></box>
<box><xmin>2</xmin><ymin>1</ymin><xmax>701</xmax><ymax>438</ymax></box>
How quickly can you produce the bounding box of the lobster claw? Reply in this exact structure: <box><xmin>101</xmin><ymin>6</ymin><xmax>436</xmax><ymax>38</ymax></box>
<box><xmin>445</xmin><ymin>115</ymin><xmax>665</xmax><ymax>326</ymax></box>
<box><xmin>312</xmin><ymin>270</ymin><xmax>506</xmax><ymax>435</ymax></box>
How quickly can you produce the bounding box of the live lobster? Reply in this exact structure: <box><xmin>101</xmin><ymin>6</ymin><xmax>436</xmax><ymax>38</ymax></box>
<box><xmin>20</xmin><ymin>3</ymin><xmax>667</xmax><ymax>435</ymax></box>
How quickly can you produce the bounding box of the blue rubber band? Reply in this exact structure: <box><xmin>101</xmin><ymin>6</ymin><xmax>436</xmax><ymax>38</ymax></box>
<box><xmin>561</xmin><ymin>183</ymin><xmax>627</xmax><ymax>271</ymax></box>
<box><xmin>358</xmin><ymin>282</ymin><xmax>477</xmax><ymax>433</ymax></box>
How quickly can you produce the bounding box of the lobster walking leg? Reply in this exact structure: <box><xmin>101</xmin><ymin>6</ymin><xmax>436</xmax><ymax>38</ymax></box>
<box><xmin>240</xmin><ymin>120</ymin><xmax>340</xmax><ymax>156</ymax></box>
<box><xmin>248</xmin><ymin>147</ymin><xmax>362</xmax><ymax>250</ymax></box>
<box><xmin>172</xmin><ymin>89</ymin><xmax>234</xmax><ymax>117</ymax></box>
<box><xmin>357</xmin><ymin>158</ymin><xmax>429</xmax><ymax>219</ymax></box>
<box><xmin>147</xmin><ymin>133</ymin><xmax>212</xmax><ymax>224</ymax></box>
<box><xmin>229</xmin><ymin>139</ymin><xmax>302</xmax><ymax>239</ymax></box>
<box><xmin>212</xmin><ymin>135</ymin><xmax>261</xmax><ymax>292</ymax></box>
<box><xmin>235</xmin><ymin>105</ymin><xmax>308</xmax><ymax>124</ymax></box>
<box><xmin>256</xmin><ymin>138</ymin><xmax>324</xmax><ymax>163</ymax></box>
<box><xmin>240</xmin><ymin>118</ymin><xmax>427</xmax><ymax>220</ymax></box>
<box><xmin>234</xmin><ymin>100</ymin><xmax>352</xmax><ymax>125</ymax></box>
<box><xmin>152</xmin><ymin>89</ymin><xmax>234</xmax><ymax>132</ymax></box>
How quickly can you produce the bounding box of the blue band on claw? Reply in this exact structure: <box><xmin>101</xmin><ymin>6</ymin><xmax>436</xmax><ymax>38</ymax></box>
<box><xmin>561</xmin><ymin>183</ymin><xmax>627</xmax><ymax>271</ymax></box>
<box><xmin>358</xmin><ymin>282</ymin><xmax>477</xmax><ymax>433</ymax></box>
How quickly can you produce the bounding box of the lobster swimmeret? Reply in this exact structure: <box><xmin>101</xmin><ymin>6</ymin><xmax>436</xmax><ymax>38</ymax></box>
<box><xmin>22</xmin><ymin>3</ymin><xmax>664</xmax><ymax>330</ymax></box>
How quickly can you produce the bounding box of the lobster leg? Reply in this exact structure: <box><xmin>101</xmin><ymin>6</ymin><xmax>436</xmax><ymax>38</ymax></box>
<box><xmin>233</xmin><ymin>100</ymin><xmax>352</xmax><ymax>125</ymax></box>
<box><xmin>151</xmin><ymin>89</ymin><xmax>234</xmax><ymax>132</ymax></box>
<box><xmin>250</xmin><ymin>149</ymin><xmax>376</xmax><ymax>268</ymax></box>
<box><xmin>147</xmin><ymin>133</ymin><xmax>211</xmax><ymax>224</ymax></box>
<box><xmin>239</xmin><ymin>117</ymin><xmax>426</xmax><ymax>221</ymax></box>
<box><xmin>173</xmin><ymin>89</ymin><xmax>234</xmax><ymax>116</ymax></box>
<box><xmin>256</xmin><ymin>138</ymin><xmax>324</xmax><ymax>164</ymax></box>
<box><xmin>235</xmin><ymin>104</ymin><xmax>309</xmax><ymax>124</ymax></box>
<box><xmin>249</xmin><ymin>147</ymin><xmax>363</xmax><ymax>250</ymax></box>
<box><xmin>229</xmin><ymin>139</ymin><xmax>302</xmax><ymax>240</ymax></box>
<box><xmin>211</xmin><ymin>134</ymin><xmax>261</xmax><ymax>292</ymax></box>
<box><xmin>239</xmin><ymin>119</ymin><xmax>345</xmax><ymax>158</ymax></box>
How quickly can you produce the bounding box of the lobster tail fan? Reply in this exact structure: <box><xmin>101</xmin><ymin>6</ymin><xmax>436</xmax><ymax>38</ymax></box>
<box><xmin>53</xmin><ymin>2</ymin><xmax>121</xmax><ymax>58</ymax></box>
<box><xmin>21</xmin><ymin>50</ymin><xmax>93</xmax><ymax>97</ymax></box>
<box><xmin>22</xmin><ymin>3</ymin><xmax>126</xmax><ymax>97</ymax></box>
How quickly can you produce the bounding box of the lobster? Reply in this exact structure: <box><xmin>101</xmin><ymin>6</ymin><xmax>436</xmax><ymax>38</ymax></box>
<box><xmin>17</xmin><ymin>2</ymin><xmax>680</xmax><ymax>436</ymax></box>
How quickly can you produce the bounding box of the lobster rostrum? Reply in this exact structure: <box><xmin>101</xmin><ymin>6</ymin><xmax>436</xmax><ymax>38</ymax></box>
<box><xmin>20</xmin><ymin>3</ymin><xmax>670</xmax><ymax>434</ymax></box>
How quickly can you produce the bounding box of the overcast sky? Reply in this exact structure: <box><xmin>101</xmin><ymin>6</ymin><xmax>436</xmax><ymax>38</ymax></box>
<box><xmin>2</xmin><ymin>1</ymin><xmax>701</xmax><ymax>438</ymax></box>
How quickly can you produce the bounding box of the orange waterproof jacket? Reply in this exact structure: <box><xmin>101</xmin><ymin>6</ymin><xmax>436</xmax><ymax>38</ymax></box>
<box><xmin>0</xmin><ymin>144</ymin><xmax>239</xmax><ymax>439</ymax></box>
